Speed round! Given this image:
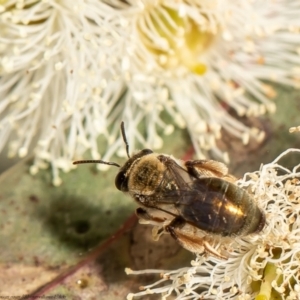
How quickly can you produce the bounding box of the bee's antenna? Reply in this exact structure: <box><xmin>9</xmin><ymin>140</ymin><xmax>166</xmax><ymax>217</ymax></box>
<box><xmin>73</xmin><ymin>160</ymin><xmax>120</xmax><ymax>168</ymax></box>
<box><xmin>121</xmin><ymin>121</ymin><xmax>130</xmax><ymax>158</ymax></box>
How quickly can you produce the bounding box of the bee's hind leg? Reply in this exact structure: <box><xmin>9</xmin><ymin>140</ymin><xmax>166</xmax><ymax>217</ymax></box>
<box><xmin>166</xmin><ymin>217</ymin><xmax>227</xmax><ymax>259</ymax></box>
<box><xmin>165</xmin><ymin>216</ymin><xmax>186</xmax><ymax>240</ymax></box>
<box><xmin>165</xmin><ymin>216</ymin><xmax>205</xmax><ymax>253</ymax></box>
<box><xmin>185</xmin><ymin>160</ymin><xmax>236</xmax><ymax>183</ymax></box>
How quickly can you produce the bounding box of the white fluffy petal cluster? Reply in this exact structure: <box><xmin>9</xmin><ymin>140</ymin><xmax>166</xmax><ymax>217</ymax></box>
<box><xmin>1</xmin><ymin>0</ymin><xmax>300</xmax><ymax>184</ymax></box>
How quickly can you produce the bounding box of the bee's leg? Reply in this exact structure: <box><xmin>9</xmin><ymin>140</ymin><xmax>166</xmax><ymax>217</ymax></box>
<box><xmin>135</xmin><ymin>207</ymin><xmax>166</xmax><ymax>223</ymax></box>
<box><xmin>135</xmin><ymin>207</ymin><xmax>167</xmax><ymax>241</ymax></box>
<box><xmin>185</xmin><ymin>160</ymin><xmax>236</xmax><ymax>182</ymax></box>
<box><xmin>185</xmin><ymin>159</ymin><xmax>228</xmax><ymax>177</ymax></box>
<box><xmin>166</xmin><ymin>217</ymin><xmax>227</xmax><ymax>259</ymax></box>
<box><xmin>202</xmin><ymin>238</ymin><xmax>227</xmax><ymax>259</ymax></box>
<box><xmin>136</xmin><ymin>207</ymin><xmax>153</xmax><ymax>221</ymax></box>
<box><xmin>164</xmin><ymin>216</ymin><xmax>186</xmax><ymax>240</ymax></box>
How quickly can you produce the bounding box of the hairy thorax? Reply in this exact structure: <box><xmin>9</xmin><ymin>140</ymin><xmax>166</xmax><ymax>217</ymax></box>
<box><xmin>128</xmin><ymin>154</ymin><xmax>166</xmax><ymax>196</ymax></box>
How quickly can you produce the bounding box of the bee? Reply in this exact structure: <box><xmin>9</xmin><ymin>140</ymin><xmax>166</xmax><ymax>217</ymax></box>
<box><xmin>73</xmin><ymin>122</ymin><xmax>265</xmax><ymax>259</ymax></box>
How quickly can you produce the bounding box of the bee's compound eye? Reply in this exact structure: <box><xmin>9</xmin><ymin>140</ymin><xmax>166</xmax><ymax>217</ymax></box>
<box><xmin>115</xmin><ymin>171</ymin><xmax>128</xmax><ymax>191</ymax></box>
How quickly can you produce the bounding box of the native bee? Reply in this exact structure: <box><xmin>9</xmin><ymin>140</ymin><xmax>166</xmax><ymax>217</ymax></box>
<box><xmin>73</xmin><ymin>122</ymin><xmax>265</xmax><ymax>258</ymax></box>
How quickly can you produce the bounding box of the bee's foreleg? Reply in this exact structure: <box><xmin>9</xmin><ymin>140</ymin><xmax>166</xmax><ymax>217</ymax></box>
<box><xmin>135</xmin><ymin>207</ymin><xmax>171</xmax><ymax>241</ymax></box>
<box><xmin>135</xmin><ymin>207</ymin><xmax>166</xmax><ymax>224</ymax></box>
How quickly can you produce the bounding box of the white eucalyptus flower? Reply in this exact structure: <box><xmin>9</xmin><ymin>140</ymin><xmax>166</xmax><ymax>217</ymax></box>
<box><xmin>126</xmin><ymin>148</ymin><xmax>300</xmax><ymax>300</ymax></box>
<box><xmin>1</xmin><ymin>0</ymin><xmax>300</xmax><ymax>185</ymax></box>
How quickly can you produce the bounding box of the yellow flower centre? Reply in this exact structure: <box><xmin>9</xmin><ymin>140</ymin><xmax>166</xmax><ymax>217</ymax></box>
<box><xmin>137</xmin><ymin>5</ymin><xmax>216</xmax><ymax>75</ymax></box>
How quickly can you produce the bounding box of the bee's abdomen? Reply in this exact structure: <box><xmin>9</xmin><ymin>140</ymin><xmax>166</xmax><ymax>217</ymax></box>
<box><xmin>182</xmin><ymin>178</ymin><xmax>265</xmax><ymax>236</ymax></box>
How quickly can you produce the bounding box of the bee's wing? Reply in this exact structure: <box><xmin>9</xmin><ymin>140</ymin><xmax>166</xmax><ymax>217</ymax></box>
<box><xmin>156</xmin><ymin>179</ymin><xmax>243</xmax><ymax>235</ymax></box>
<box><xmin>155</xmin><ymin>155</ymin><xmax>195</xmax><ymax>197</ymax></box>
<box><xmin>149</xmin><ymin>157</ymin><xmax>209</xmax><ymax>208</ymax></box>
<box><xmin>177</xmin><ymin>177</ymin><xmax>249</xmax><ymax>235</ymax></box>
<box><xmin>149</xmin><ymin>158</ymin><xmax>242</xmax><ymax>235</ymax></box>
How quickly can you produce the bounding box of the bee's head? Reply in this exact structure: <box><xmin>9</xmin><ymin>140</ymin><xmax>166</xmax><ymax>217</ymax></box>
<box><xmin>73</xmin><ymin>122</ymin><xmax>153</xmax><ymax>192</ymax></box>
<box><xmin>114</xmin><ymin>148</ymin><xmax>153</xmax><ymax>192</ymax></box>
